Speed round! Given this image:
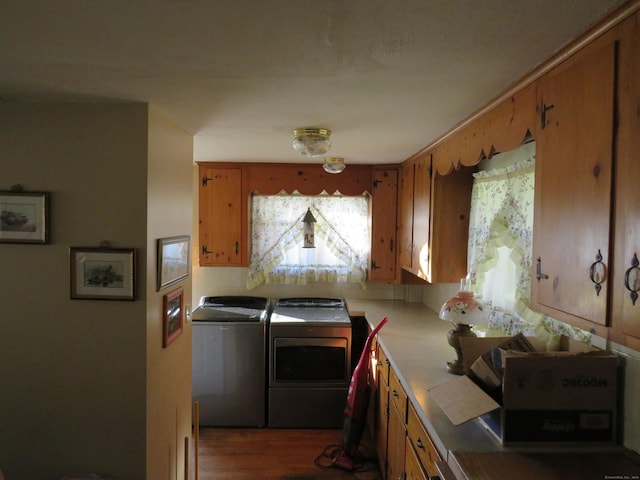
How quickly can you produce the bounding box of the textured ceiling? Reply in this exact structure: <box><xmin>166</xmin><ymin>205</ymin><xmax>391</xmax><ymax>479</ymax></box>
<box><xmin>0</xmin><ymin>1</ymin><xmax>623</xmax><ymax>165</ymax></box>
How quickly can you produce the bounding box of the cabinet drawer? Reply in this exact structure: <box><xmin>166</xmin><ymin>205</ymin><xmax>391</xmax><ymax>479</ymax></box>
<box><xmin>377</xmin><ymin>344</ymin><xmax>390</xmax><ymax>387</ymax></box>
<box><xmin>405</xmin><ymin>436</ymin><xmax>428</xmax><ymax>480</ymax></box>
<box><xmin>389</xmin><ymin>367</ymin><xmax>407</xmax><ymax>423</ymax></box>
<box><xmin>407</xmin><ymin>402</ymin><xmax>441</xmax><ymax>477</ymax></box>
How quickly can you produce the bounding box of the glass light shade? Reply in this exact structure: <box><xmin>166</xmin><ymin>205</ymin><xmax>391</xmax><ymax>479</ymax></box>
<box><xmin>440</xmin><ymin>278</ymin><xmax>485</xmax><ymax>375</ymax></box>
<box><xmin>439</xmin><ymin>278</ymin><xmax>485</xmax><ymax>326</ymax></box>
<box><xmin>323</xmin><ymin>157</ymin><xmax>346</xmax><ymax>174</ymax></box>
<box><xmin>292</xmin><ymin>128</ymin><xmax>332</xmax><ymax>157</ymax></box>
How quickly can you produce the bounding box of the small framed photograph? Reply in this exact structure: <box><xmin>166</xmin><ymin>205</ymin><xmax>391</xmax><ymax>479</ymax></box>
<box><xmin>163</xmin><ymin>287</ymin><xmax>184</xmax><ymax>347</ymax></box>
<box><xmin>0</xmin><ymin>191</ymin><xmax>49</xmax><ymax>244</ymax></box>
<box><xmin>70</xmin><ymin>247</ymin><xmax>136</xmax><ymax>300</ymax></box>
<box><xmin>157</xmin><ymin>235</ymin><xmax>190</xmax><ymax>291</ymax></box>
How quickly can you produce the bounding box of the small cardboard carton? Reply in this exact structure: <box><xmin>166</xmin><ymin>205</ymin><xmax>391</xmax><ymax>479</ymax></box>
<box><xmin>429</xmin><ymin>335</ymin><xmax>619</xmax><ymax>446</ymax></box>
<box><xmin>468</xmin><ymin>333</ymin><xmax>537</xmax><ymax>388</ymax></box>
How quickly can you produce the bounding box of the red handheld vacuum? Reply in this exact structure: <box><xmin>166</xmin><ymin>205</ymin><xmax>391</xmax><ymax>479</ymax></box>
<box><xmin>333</xmin><ymin>316</ymin><xmax>389</xmax><ymax>471</ymax></box>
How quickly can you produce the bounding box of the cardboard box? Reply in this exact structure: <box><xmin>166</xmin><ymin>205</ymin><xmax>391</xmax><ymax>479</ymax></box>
<box><xmin>469</xmin><ymin>333</ymin><xmax>536</xmax><ymax>389</ymax></box>
<box><xmin>429</xmin><ymin>335</ymin><xmax>619</xmax><ymax>446</ymax></box>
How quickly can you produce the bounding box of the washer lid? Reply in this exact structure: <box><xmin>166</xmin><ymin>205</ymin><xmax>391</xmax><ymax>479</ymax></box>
<box><xmin>193</xmin><ymin>296</ymin><xmax>269</xmax><ymax>322</ymax></box>
<box><xmin>271</xmin><ymin>297</ymin><xmax>350</xmax><ymax>325</ymax></box>
<box><xmin>275</xmin><ymin>297</ymin><xmax>344</xmax><ymax>308</ymax></box>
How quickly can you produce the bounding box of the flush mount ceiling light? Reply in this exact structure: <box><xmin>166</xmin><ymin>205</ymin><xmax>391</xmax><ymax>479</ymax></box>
<box><xmin>323</xmin><ymin>157</ymin><xmax>346</xmax><ymax>174</ymax></box>
<box><xmin>292</xmin><ymin>127</ymin><xmax>332</xmax><ymax>157</ymax></box>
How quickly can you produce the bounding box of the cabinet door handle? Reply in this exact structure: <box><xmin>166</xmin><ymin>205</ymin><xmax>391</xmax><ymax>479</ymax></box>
<box><xmin>589</xmin><ymin>249</ymin><xmax>606</xmax><ymax>296</ymax></box>
<box><xmin>391</xmin><ymin>390</ymin><xmax>399</xmax><ymax>398</ymax></box>
<box><xmin>624</xmin><ymin>253</ymin><xmax>640</xmax><ymax>306</ymax></box>
<box><xmin>390</xmin><ymin>238</ymin><xmax>394</xmax><ymax>252</ymax></box>
<box><xmin>202</xmin><ymin>245</ymin><xmax>212</xmax><ymax>255</ymax></box>
<box><xmin>235</xmin><ymin>241</ymin><xmax>239</xmax><ymax>255</ymax></box>
<box><xmin>371</xmin><ymin>260</ymin><xmax>381</xmax><ymax>270</ymax></box>
<box><xmin>416</xmin><ymin>437</ymin><xmax>426</xmax><ymax>451</ymax></box>
<box><xmin>536</xmin><ymin>257</ymin><xmax>549</xmax><ymax>281</ymax></box>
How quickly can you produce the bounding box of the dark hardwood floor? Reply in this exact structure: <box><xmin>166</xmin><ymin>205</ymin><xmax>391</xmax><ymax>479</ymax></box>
<box><xmin>193</xmin><ymin>428</ymin><xmax>382</xmax><ymax>480</ymax></box>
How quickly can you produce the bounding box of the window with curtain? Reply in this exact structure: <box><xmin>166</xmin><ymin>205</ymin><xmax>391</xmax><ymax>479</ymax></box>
<box><xmin>246</xmin><ymin>192</ymin><xmax>370</xmax><ymax>289</ymax></box>
<box><xmin>467</xmin><ymin>142</ymin><xmax>595</xmax><ymax>345</ymax></box>
<box><xmin>467</xmin><ymin>142</ymin><xmax>541</xmax><ymax>336</ymax></box>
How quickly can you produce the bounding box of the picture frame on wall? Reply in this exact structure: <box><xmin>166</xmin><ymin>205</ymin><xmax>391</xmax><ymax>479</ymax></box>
<box><xmin>70</xmin><ymin>247</ymin><xmax>136</xmax><ymax>300</ymax></box>
<box><xmin>0</xmin><ymin>191</ymin><xmax>49</xmax><ymax>244</ymax></box>
<box><xmin>163</xmin><ymin>287</ymin><xmax>184</xmax><ymax>347</ymax></box>
<box><xmin>157</xmin><ymin>235</ymin><xmax>190</xmax><ymax>291</ymax></box>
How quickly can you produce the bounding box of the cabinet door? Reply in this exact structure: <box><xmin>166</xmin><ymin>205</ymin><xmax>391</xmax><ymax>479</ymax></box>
<box><xmin>405</xmin><ymin>436</ymin><xmax>428</xmax><ymax>480</ymax></box>
<box><xmin>532</xmin><ymin>42</ymin><xmax>615</xmax><ymax>328</ymax></box>
<box><xmin>614</xmin><ymin>16</ymin><xmax>640</xmax><ymax>341</ymax></box>
<box><xmin>370</xmin><ymin>168</ymin><xmax>398</xmax><ymax>282</ymax></box>
<box><xmin>386</xmin><ymin>391</ymin><xmax>406</xmax><ymax>480</ymax></box>
<box><xmin>407</xmin><ymin>402</ymin><xmax>442</xmax><ymax>478</ymax></box>
<box><xmin>375</xmin><ymin>373</ymin><xmax>389</xmax><ymax>475</ymax></box>
<box><xmin>199</xmin><ymin>167</ymin><xmax>246</xmax><ymax>266</ymax></box>
<box><xmin>398</xmin><ymin>161</ymin><xmax>415</xmax><ymax>270</ymax></box>
<box><xmin>429</xmin><ymin>166</ymin><xmax>473</xmax><ymax>284</ymax></box>
<box><xmin>412</xmin><ymin>155</ymin><xmax>432</xmax><ymax>280</ymax></box>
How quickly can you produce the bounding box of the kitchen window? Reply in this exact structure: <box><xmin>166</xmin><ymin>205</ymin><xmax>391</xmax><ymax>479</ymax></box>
<box><xmin>467</xmin><ymin>142</ymin><xmax>539</xmax><ymax>336</ymax></box>
<box><xmin>246</xmin><ymin>193</ymin><xmax>370</xmax><ymax>288</ymax></box>
<box><xmin>468</xmin><ymin>142</ymin><xmax>595</xmax><ymax>345</ymax></box>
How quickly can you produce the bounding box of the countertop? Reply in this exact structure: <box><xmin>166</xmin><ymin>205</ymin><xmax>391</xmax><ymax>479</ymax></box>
<box><xmin>346</xmin><ymin>299</ymin><xmax>638</xmax><ymax>477</ymax></box>
<box><xmin>347</xmin><ymin>299</ymin><xmax>502</xmax><ymax>458</ymax></box>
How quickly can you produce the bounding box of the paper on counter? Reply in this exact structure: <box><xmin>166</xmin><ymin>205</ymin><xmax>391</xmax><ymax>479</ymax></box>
<box><xmin>428</xmin><ymin>375</ymin><xmax>500</xmax><ymax>426</ymax></box>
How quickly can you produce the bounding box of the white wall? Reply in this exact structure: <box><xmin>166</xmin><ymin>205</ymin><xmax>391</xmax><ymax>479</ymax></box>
<box><xmin>146</xmin><ymin>107</ymin><xmax>193</xmax><ymax>480</ymax></box>
<box><xmin>192</xmin><ymin>266</ymin><xmax>415</xmax><ymax>305</ymax></box>
<box><xmin>0</xmin><ymin>102</ymin><xmax>194</xmax><ymax>480</ymax></box>
<box><xmin>0</xmin><ymin>102</ymin><xmax>148</xmax><ymax>479</ymax></box>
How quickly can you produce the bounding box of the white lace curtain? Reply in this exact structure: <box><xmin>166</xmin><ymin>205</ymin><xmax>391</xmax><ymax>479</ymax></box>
<box><xmin>467</xmin><ymin>148</ymin><xmax>541</xmax><ymax>336</ymax></box>
<box><xmin>246</xmin><ymin>192</ymin><xmax>370</xmax><ymax>289</ymax></box>
<box><xmin>467</xmin><ymin>143</ymin><xmax>597</xmax><ymax>345</ymax></box>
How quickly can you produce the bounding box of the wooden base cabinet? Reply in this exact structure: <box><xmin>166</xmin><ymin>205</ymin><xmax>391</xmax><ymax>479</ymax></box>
<box><xmin>387</xmin><ymin>368</ymin><xmax>407</xmax><ymax>480</ymax></box>
<box><xmin>405</xmin><ymin>436</ymin><xmax>428</xmax><ymax>480</ymax></box>
<box><xmin>407</xmin><ymin>402</ymin><xmax>442</xmax><ymax>478</ymax></box>
<box><xmin>373</xmin><ymin>343</ymin><xmax>442</xmax><ymax>480</ymax></box>
<box><xmin>374</xmin><ymin>343</ymin><xmax>390</xmax><ymax>473</ymax></box>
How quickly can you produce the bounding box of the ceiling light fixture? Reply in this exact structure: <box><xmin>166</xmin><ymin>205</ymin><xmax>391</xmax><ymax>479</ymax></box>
<box><xmin>323</xmin><ymin>157</ymin><xmax>346</xmax><ymax>174</ymax></box>
<box><xmin>292</xmin><ymin>127</ymin><xmax>332</xmax><ymax>157</ymax></box>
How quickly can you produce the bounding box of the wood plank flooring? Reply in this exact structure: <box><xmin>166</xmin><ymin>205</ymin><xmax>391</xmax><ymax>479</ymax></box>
<box><xmin>193</xmin><ymin>428</ymin><xmax>382</xmax><ymax>480</ymax></box>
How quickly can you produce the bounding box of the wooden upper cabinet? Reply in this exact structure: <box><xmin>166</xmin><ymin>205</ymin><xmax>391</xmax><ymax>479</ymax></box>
<box><xmin>398</xmin><ymin>160</ymin><xmax>416</xmax><ymax>271</ymax></box>
<box><xmin>612</xmin><ymin>13</ymin><xmax>640</xmax><ymax>346</ymax></box>
<box><xmin>398</xmin><ymin>153</ymin><xmax>473</xmax><ymax>283</ymax></box>
<box><xmin>198</xmin><ymin>166</ymin><xmax>247</xmax><ymax>266</ymax></box>
<box><xmin>412</xmin><ymin>156</ymin><xmax>432</xmax><ymax>280</ymax></box>
<box><xmin>531</xmin><ymin>41</ymin><xmax>616</xmax><ymax>330</ymax></box>
<box><xmin>370</xmin><ymin>167</ymin><xmax>399</xmax><ymax>283</ymax></box>
<box><xmin>397</xmin><ymin>155</ymin><xmax>431</xmax><ymax>280</ymax></box>
<box><xmin>428</xmin><ymin>166</ymin><xmax>474</xmax><ymax>284</ymax></box>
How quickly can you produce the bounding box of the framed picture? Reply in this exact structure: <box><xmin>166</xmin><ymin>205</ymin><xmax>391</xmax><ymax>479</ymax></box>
<box><xmin>0</xmin><ymin>191</ymin><xmax>49</xmax><ymax>244</ymax></box>
<box><xmin>70</xmin><ymin>247</ymin><xmax>136</xmax><ymax>300</ymax></box>
<box><xmin>163</xmin><ymin>287</ymin><xmax>184</xmax><ymax>347</ymax></box>
<box><xmin>157</xmin><ymin>235</ymin><xmax>190</xmax><ymax>291</ymax></box>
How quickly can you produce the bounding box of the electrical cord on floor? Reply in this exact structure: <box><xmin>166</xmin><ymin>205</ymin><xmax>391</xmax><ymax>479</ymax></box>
<box><xmin>314</xmin><ymin>443</ymin><xmax>382</xmax><ymax>479</ymax></box>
